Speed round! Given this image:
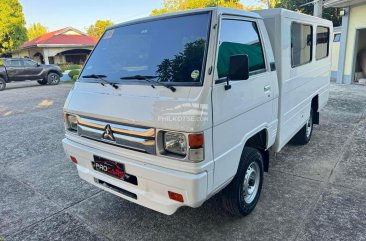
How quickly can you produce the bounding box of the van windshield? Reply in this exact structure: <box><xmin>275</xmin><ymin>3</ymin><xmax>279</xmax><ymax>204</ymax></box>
<box><xmin>80</xmin><ymin>13</ymin><xmax>211</xmax><ymax>85</ymax></box>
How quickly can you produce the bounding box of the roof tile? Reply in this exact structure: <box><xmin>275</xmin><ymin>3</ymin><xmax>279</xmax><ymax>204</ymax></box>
<box><xmin>21</xmin><ymin>27</ymin><xmax>98</xmax><ymax>48</ymax></box>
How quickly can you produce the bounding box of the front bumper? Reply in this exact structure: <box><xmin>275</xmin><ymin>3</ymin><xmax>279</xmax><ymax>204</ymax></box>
<box><xmin>62</xmin><ymin>138</ymin><xmax>208</xmax><ymax>215</ymax></box>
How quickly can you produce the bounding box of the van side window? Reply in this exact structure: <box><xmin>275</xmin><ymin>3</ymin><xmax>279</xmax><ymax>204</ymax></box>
<box><xmin>217</xmin><ymin>19</ymin><xmax>266</xmax><ymax>79</ymax></box>
<box><xmin>316</xmin><ymin>26</ymin><xmax>330</xmax><ymax>60</ymax></box>
<box><xmin>291</xmin><ymin>22</ymin><xmax>313</xmax><ymax>67</ymax></box>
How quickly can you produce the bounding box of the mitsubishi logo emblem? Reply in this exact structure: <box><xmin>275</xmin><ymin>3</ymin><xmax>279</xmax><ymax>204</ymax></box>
<box><xmin>102</xmin><ymin>124</ymin><xmax>115</xmax><ymax>141</ymax></box>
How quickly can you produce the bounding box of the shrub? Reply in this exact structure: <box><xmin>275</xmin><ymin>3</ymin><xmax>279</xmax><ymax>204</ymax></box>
<box><xmin>72</xmin><ymin>75</ymin><xmax>78</xmax><ymax>81</ymax></box>
<box><xmin>68</xmin><ymin>69</ymin><xmax>80</xmax><ymax>78</ymax></box>
<box><xmin>59</xmin><ymin>64</ymin><xmax>82</xmax><ymax>72</ymax></box>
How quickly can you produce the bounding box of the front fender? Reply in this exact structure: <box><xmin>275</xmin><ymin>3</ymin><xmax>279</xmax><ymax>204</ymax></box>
<box><xmin>44</xmin><ymin>69</ymin><xmax>63</xmax><ymax>78</ymax></box>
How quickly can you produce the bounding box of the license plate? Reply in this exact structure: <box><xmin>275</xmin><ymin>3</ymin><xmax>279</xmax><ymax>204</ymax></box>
<box><xmin>92</xmin><ymin>155</ymin><xmax>125</xmax><ymax>180</ymax></box>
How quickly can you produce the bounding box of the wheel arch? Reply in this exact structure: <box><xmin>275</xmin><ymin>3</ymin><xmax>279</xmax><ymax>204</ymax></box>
<box><xmin>244</xmin><ymin>129</ymin><xmax>270</xmax><ymax>172</ymax></box>
<box><xmin>47</xmin><ymin>69</ymin><xmax>62</xmax><ymax>76</ymax></box>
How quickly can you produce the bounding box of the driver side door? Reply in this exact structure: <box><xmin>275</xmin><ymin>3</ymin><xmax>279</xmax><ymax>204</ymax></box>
<box><xmin>212</xmin><ymin>17</ymin><xmax>273</xmax><ymax>189</ymax></box>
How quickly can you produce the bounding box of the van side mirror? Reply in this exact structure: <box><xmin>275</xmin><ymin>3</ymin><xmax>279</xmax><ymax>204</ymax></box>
<box><xmin>225</xmin><ymin>54</ymin><xmax>249</xmax><ymax>90</ymax></box>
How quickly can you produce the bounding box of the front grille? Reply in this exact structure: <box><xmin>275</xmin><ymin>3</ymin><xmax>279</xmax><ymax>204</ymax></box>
<box><xmin>77</xmin><ymin>116</ymin><xmax>156</xmax><ymax>154</ymax></box>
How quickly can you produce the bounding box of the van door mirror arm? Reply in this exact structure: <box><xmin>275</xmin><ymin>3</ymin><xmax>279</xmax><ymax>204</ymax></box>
<box><xmin>224</xmin><ymin>77</ymin><xmax>231</xmax><ymax>90</ymax></box>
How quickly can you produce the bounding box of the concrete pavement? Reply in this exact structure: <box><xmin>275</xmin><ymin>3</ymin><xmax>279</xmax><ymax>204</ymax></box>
<box><xmin>0</xmin><ymin>81</ymin><xmax>365</xmax><ymax>241</ymax></box>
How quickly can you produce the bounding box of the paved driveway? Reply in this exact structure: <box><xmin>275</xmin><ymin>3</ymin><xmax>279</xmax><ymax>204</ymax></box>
<box><xmin>1</xmin><ymin>81</ymin><xmax>366</xmax><ymax>241</ymax></box>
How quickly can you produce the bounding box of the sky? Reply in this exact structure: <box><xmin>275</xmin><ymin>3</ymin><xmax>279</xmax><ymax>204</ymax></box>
<box><xmin>19</xmin><ymin>0</ymin><xmax>264</xmax><ymax>32</ymax></box>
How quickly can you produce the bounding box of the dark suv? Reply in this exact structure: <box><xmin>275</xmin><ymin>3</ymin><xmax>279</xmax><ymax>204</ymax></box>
<box><xmin>0</xmin><ymin>58</ymin><xmax>63</xmax><ymax>91</ymax></box>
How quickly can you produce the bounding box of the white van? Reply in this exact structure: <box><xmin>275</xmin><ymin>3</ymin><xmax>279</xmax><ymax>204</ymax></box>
<box><xmin>62</xmin><ymin>8</ymin><xmax>332</xmax><ymax>216</ymax></box>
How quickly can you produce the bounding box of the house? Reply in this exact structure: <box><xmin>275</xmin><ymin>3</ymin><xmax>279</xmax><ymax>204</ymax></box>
<box><xmin>325</xmin><ymin>0</ymin><xmax>366</xmax><ymax>84</ymax></box>
<box><xmin>13</xmin><ymin>27</ymin><xmax>98</xmax><ymax>65</ymax></box>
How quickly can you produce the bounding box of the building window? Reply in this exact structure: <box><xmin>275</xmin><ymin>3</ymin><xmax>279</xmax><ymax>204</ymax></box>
<box><xmin>48</xmin><ymin>57</ymin><xmax>55</xmax><ymax>64</ymax></box>
<box><xmin>65</xmin><ymin>54</ymin><xmax>87</xmax><ymax>65</ymax></box>
<box><xmin>291</xmin><ymin>22</ymin><xmax>313</xmax><ymax>67</ymax></box>
<box><xmin>334</xmin><ymin>33</ymin><xmax>341</xmax><ymax>42</ymax></box>
<box><xmin>316</xmin><ymin>26</ymin><xmax>330</xmax><ymax>60</ymax></box>
<box><xmin>217</xmin><ymin>19</ymin><xmax>266</xmax><ymax>79</ymax></box>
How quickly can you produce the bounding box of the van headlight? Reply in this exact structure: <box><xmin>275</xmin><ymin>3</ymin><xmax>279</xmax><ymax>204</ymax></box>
<box><xmin>163</xmin><ymin>132</ymin><xmax>187</xmax><ymax>156</ymax></box>
<box><xmin>64</xmin><ymin>113</ymin><xmax>78</xmax><ymax>132</ymax></box>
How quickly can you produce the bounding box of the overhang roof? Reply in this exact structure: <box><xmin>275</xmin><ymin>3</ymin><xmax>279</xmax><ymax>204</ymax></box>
<box><xmin>21</xmin><ymin>27</ymin><xmax>98</xmax><ymax>49</ymax></box>
<box><xmin>324</xmin><ymin>0</ymin><xmax>366</xmax><ymax>8</ymax></box>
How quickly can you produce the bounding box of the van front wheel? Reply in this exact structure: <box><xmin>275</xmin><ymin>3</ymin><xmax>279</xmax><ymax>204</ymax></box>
<box><xmin>222</xmin><ymin>147</ymin><xmax>264</xmax><ymax>216</ymax></box>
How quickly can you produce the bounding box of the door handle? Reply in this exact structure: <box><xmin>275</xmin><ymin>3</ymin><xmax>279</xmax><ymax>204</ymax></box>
<box><xmin>264</xmin><ymin>85</ymin><xmax>271</xmax><ymax>92</ymax></box>
<box><xmin>264</xmin><ymin>85</ymin><xmax>271</xmax><ymax>97</ymax></box>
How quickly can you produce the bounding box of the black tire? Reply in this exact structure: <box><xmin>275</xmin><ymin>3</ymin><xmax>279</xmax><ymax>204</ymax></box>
<box><xmin>222</xmin><ymin>147</ymin><xmax>264</xmax><ymax>216</ymax></box>
<box><xmin>47</xmin><ymin>72</ymin><xmax>61</xmax><ymax>85</ymax></box>
<box><xmin>0</xmin><ymin>77</ymin><xmax>6</xmax><ymax>91</ymax></box>
<box><xmin>37</xmin><ymin>79</ymin><xmax>48</xmax><ymax>85</ymax></box>
<box><xmin>292</xmin><ymin>108</ymin><xmax>314</xmax><ymax>145</ymax></box>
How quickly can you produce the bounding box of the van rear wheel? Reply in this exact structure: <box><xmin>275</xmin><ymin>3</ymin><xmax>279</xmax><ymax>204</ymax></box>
<box><xmin>292</xmin><ymin>108</ymin><xmax>314</xmax><ymax>145</ymax></box>
<box><xmin>222</xmin><ymin>147</ymin><xmax>263</xmax><ymax>216</ymax></box>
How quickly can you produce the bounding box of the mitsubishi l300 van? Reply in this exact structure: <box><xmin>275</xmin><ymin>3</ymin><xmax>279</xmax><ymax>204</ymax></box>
<box><xmin>63</xmin><ymin>7</ymin><xmax>332</xmax><ymax>216</ymax></box>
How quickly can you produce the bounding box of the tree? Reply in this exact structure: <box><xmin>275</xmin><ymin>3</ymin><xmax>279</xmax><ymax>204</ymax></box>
<box><xmin>27</xmin><ymin>23</ymin><xmax>48</xmax><ymax>40</ymax></box>
<box><xmin>262</xmin><ymin>0</ymin><xmax>342</xmax><ymax>26</ymax></box>
<box><xmin>260</xmin><ymin>0</ymin><xmax>281</xmax><ymax>8</ymax></box>
<box><xmin>156</xmin><ymin>39</ymin><xmax>206</xmax><ymax>82</ymax></box>
<box><xmin>86</xmin><ymin>20</ymin><xmax>114</xmax><ymax>38</ymax></box>
<box><xmin>0</xmin><ymin>0</ymin><xmax>27</xmax><ymax>54</ymax></box>
<box><xmin>151</xmin><ymin>0</ymin><xmax>261</xmax><ymax>16</ymax></box>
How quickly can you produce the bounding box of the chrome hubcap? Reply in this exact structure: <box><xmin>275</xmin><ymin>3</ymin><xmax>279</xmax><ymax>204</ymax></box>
<box><xmin>243</xmin><ymin>162</ymin><xmax>260</xmax><ymax>203</ymax></box>
<box><xmin>49</xmin><ymin>74</ymin><xmax>59</xmax><ymax>84</ymax></box>
<box><xmin>306</xmin><ymin>114</ymin><xmax>313</xmax><ymax>138</ymax></box>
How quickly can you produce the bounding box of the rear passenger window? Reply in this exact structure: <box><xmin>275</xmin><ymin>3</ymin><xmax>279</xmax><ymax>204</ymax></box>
<box><xmin>217</xmin><ymin>19</ymin><xmax>266</xmax><ymax>79</ymax></box>
<box><xmin>8</xmin><ymin>60</ymin><xmax>22</xmax><ymax>67</ymax></box>
<box><xmin>291</xmin><ymin>22</ymin><xmax>313</xmax><ymax>67</ymax></box>
<box><xmin>316</xmin><ymin>26</ymin><xmax>330</xmax><ymax>60</ymax></box>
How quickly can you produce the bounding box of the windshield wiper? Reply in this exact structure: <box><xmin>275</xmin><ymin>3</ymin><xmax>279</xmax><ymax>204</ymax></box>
<box><xmin>120</xmin><ymin>75</ymin><xmax>176</xmax><ymax>92</ymax></box>
<box><xmin>82</xmin><ymin>74</ymin><xmax>119</xmax><ymax>89</ymax></box>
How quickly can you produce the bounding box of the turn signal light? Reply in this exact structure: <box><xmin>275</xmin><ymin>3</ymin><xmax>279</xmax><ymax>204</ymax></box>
<box><xmin>168</xmin><ymin>191</ymin><xmax>184</xmax><ymax>203</ymax></box>
<box><xmin>188</xmin><ymin>133</ymin><xmax>204</xmax><ymax>148</ymax></box>
<box><xmin>70</xmin><ymin>156</ymin><xmax>78</xmax><ymax>164</ymax></box>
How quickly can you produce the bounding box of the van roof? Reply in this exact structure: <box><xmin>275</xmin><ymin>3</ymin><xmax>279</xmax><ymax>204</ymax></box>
<box><xmin>256</xmin><ymin>8</ymin><xmax>333</xmax><ymax>26</ymax></box>
<box><xmin>110</xmin><ymin>7</ymin><xmax>262</xmax><ymax>30</ymax></box>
